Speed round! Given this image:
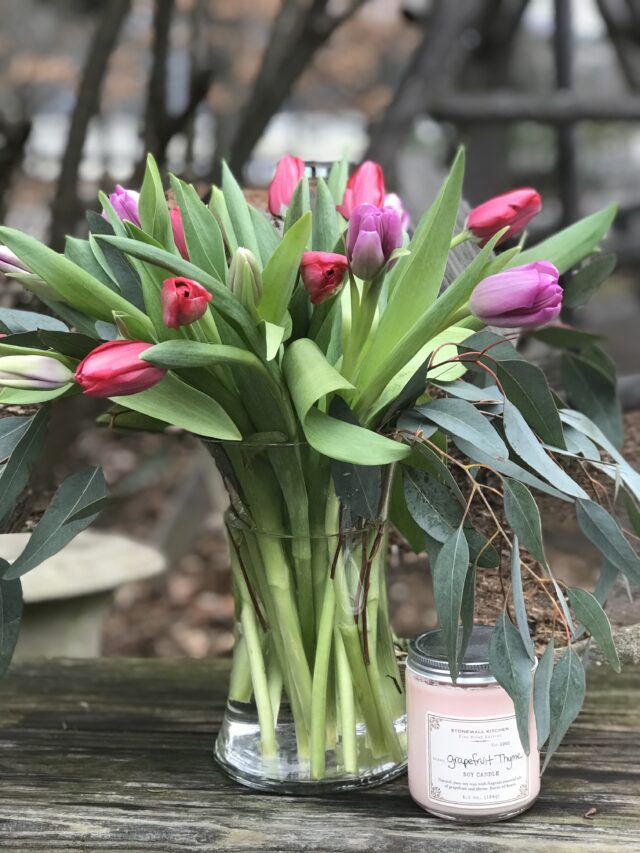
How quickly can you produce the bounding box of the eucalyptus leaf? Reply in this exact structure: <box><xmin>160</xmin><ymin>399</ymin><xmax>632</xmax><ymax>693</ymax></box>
<box><xmin>503</xmin><ymin>479</ymin><xmax>548</xmax><ymax>566</ymax></box>
<box><xmin>0</xmin><ymin>417</ymin><xmax>31</xmax><ymax>462</ymax></box>
<box><xmin>460</xmin><ymin>564</ymin><xmax>476</xmax><ymax>663</ymax></box>
<box><xmin>561</xmin><ymin>351</ymin><xmax>623</xmax><ymax>449</ymax></box>
<box><xmin>417</xmin><ymin>397</ymin><xmax>508</xmax><ymax>458</ymax></box>
<box><xmin>4</xmin><ymin>467</ymin><xmax>108</xmax><ymax>579</ymax></box>
<box><xmin>0</xmin><ymin>573</ymin><xmax>22</xmax><ymax>676</ymax></box>
<box><xmin>542</xmin><ymin>648</ymin><xmax>586</xmax><ymax>771</ymax></box>
<box><xmin>567</xmin><ymin>586</ymin><xmax>620</xmax><ymax>671</ymax></box>
<box><xmin>533</xmin><ymin>639</ymin><xmax>554</xmax><ymax>749</ymax></box>
<box><xmin>390</xmin><ymin>467</ymin><xmax>425</xmax><ymax>553</ymax></box>
<box><xmin>432</xmin><ymin>524</ymin><xmax>469</xmax><ymax>680</ymax></box>
<box><xmin>575</xmin><ymin>498</ymin><xmax>640</xmax><ymax>584</ymax></box>
<box><xmin>489</xmin><ymin>612</ymin><xmax>533</xmax><ymax>754</ymax></box>
<box><xmin>562</xmin><ymin>252</ymin><xmax>617</xmax><ymax>309</ymax></box>
<box><xmin>0</xmin><ymin>407</ymin><xmax>49</xmax><ymax>523</ymax></box>
<box><xmin>510</xmin><ymin>536</ymin><xmax>535</xmax><ymax>662</ymax></box>
<box><xmin>0</xmin><ymin>308</ymin><xmax>68</xmax><ymax>334</ymax></box>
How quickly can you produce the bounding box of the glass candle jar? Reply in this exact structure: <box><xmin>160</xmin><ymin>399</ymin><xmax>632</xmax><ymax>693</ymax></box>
<box><xmin>406</xmin><ymin>626</ymin><xmax>539</xmax><ymax>822</ymax></box>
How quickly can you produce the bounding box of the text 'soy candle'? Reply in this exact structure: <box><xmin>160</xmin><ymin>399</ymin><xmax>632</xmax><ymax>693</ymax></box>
<box><xmin>407</xmin><ymin>626</ymin><xmax>539</xmax><ymax>822</ymax></box>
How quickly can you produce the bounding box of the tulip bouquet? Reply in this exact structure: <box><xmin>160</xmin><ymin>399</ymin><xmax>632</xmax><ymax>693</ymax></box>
<box><xmin>0</xmin><ymin>147</ymin><xmax>637</xmax><ymax>792</ymax></box>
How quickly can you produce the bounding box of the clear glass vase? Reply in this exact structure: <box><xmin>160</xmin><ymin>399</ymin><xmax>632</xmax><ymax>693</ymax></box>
<box><xmin>207</xmin><ymin>440</ymin><xmax>407</xmax><ymax>793</ymax></box>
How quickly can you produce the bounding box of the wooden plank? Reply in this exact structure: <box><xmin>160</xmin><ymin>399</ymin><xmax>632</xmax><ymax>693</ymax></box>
<box><xmin>0</xmin><ymin>658</ymin><xmax>638</xmax><ymax>851</ymax></box>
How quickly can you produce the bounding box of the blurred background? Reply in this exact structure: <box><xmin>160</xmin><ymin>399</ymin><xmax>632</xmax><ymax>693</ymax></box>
<box><xmin>1</xmin><ymin>0</ymin><xmax>639</xmax><ymax>660</ymax></box>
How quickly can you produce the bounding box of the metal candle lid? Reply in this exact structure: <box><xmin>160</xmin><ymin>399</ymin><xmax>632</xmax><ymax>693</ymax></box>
<box><xmin>408</xmin><ymin>625</ymin><xmax>497</xmax><ymax>685</ymax></box>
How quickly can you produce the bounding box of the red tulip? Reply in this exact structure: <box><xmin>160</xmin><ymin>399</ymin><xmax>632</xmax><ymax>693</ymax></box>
<box><xmin>75</xmin><ymin>340</ymin><xmax>166</xmax><ymax>398</ymax></box>
<box><xmin>268</xmin><ymin>155</ymin><xmax>305</xmax><ymax>216</ymax></box>
<box><xmin>161</xmin><ymin>277</ymin><xmax>212</xmax><ymax>329</ymax></box>
<box><xmin>170</xmin><ymin>207</ymin><xmax>189</xmax><ymax>259</ymax></box>
<box><xmin>467</xmin><ymin>188</ymin><xmax>542</xmax><ymax>246</ymax></box>
<box><xmin>337</xmin><ymin>161</ymin><xmax>385</xmax><ymax>219</ymax></box>
<box><xmin>300</xmin><ymin>251</ymin><xmax>349</xmax><ymax>305</ymax></box>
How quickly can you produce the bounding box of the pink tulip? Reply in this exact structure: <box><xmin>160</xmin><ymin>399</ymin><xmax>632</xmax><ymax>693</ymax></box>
<box><xmin>337</xmin><ymin>161</ymin><xmax>385</xmax><ymax>219</ymax></box>
<box><xmin>300</xmin><ymin>251</ymin><xmax>349</xmax><ymax>305</ymax></box>
<box><xmin>102</xmin><ymin>185</ymin><xmax>141</xmax><ymax>227</ymax></box>
<box><xmin>346</xmin><ymin>203</ymin><xmax>403</xmax><ymax>281</ymax></box>
<box><xmin>75</xmin><ymin>340</ymin><xmax>166</xmax><ymax>398</ymax></box>
<box><xmin>268</xmin><ymin>155</ymin><xmax>305</xmax><ymax>217</ymax></box>
<box><xmin>161</xmin><ymin>277</ymin><xmax>212</xmax><ymax>329</ymax></box>
<box><xmin>384</xmin><ymin>193</ymin><xmax>410</xmax><ymax>231</ymax></box>
<box><xmin>469</xmin><ymin>261</ymin><xmax>562</xmax><ymax>328</ymax></box>
<box><xmin>467</xmin><ymin>188</ymin><xmax>542</xmax><ymax>246</ymax></box>
<box><xmin>170</xmin><ymin>208</ymin><xmax>189</xmax><ymax>259</ymax></box>
<box><xmin>0</xmin><ymin>246</ymin><xmax>29</xmax><ymax>275</ymax></box>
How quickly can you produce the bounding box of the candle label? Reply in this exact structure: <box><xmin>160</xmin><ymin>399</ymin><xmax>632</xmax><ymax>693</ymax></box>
<box><xmin>427</xmin><ymin>713</ymin><xmax>529</xmax><ymax>808</ymax></box>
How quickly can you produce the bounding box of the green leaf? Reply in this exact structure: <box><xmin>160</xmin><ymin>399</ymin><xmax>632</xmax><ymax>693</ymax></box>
<box><xmin>567</xmin><ymin>587</ymin><xmax>620</xmax><ymax>672</ymax></box>
<box><xmin>561</xmin><ymin>351</ymin><xmax>623</xmax><ymax>449</ymax></box>
<box><xmin>503</xmin><ymin>479</ymin><xmax>547</xmax><ymax>567</ymax></box>
<box><xmin>0</xmin><ymin>384</ymin><xmax>75</xmax><ymax>405</ymax></box>
<box><xmin>533</xmin><ymin>639</ymin><xmax>554</xmax><ymax>749</ymax></box>
<box><xmin>111</xmin><ymin>372</ymin><xmax>241</xmax><ymax>441</ymax></box>
<box><xmin>503</xmin><ymin>401</ymin><xmax>587</xmax><ymax>499</ymax></box>
<box><xmin>498</xmin><ymin>360</ymin><xmax>565</xmax><ymax>448</ymax></box>
<box><xmin>532</xmin><ymin>324</ymin><xmax>603</xmax><ymax>350</ymax></box>
<box><xmin>543</xmin><ymin>648</ymin><xmax>586</xmax><ymax>771</ymax></box>
<box><xmin>0</xmin><ymin>308</ymin><xmax>68</xmax><ymax>334</ymax></box>
<box><xmin>432</xmin><ymin>525</ymin><xmax>469</xmax><ymax>680</ymax></box>
<box><xmin>489</xmin><ymin>612</ymin><xmax>533</xmax><ymax>754</ymax></box>
<box><xmin>221</xmin><ymin>161</ymin><xmax>261</xmax><ymax>259</ymax></box>
<box><xmin>86</xmin><ymin>210</ymin><xmax>145</xmax><ymax>312</ymax></box>
<box><xmin>65</xmin><ymin>235</ymin><xmax>118</xmax><ymax>291</ymax></box>
<box><xmin>510</xmin><ymin>535</ymin><xmax>536</xmax><ymax>661</ymax></box>
<box><xmin>0</xmin><ymin>228</ymin><xmax>155</xmax><ymax>340</ymax></box>
<box><xmin>4</xmin><ymin>467</ymin><xmax>108</xmax><ymax>579</ymax></box>
<box><xmin>38</xmin><ymin>330</ymin><xmax>96</xmax><ymax>360</ymax></box>
<box><xmin>575</xmin><ymin>498</ymin><xmax>640</xmax><ymax>584</ymax></box>
<box><xmin>259</xmin><ymin>321</ymin><xmax>286</xmax><ymax>361</ymax></box>
<box><xmin>327</xmin><ymin>156</ymin><xmax>349</xmax><ymax>205</ymax></box>
<box><xmin>390</xmin><ymin>467</ymin><xmax>425</xmax><ymax>552</ymax></box>
<box><xmin>417</xmin><ymin>397</ymin><xmax>508</xmax><ymax>458</ymax></box>
<box><xmin>0</xmin><ymin>574</ymin><xmax>22</xmax><ymax>676</ymax></box>
<box><xmin>331</xmin><ymin>461</ymin><xmax>383</xmax><ymax>521</ymax></box>
<box><xmin>460</xmin><ymin>564</ymin><xmax>476</xmax><ymax>663</ymax></box>
<box><xmin>141</xmin><ymin>340</ymin><xmax>265</xmax><ymax>372</ymax></box>
<box><xmin>404</xmin><ymin>468</ymin><xmax>465</xmax><ymax>543</ymax></box>
<box><xmin>563</xmin><ymin>252</ymin><xmax>616</xmax><ymax>309</ymax></box>
<box><xmin>139</xmin><ymin>153</ymin><xmax>175</xmax><ymax>250</ymax></box>
<box><xmin>249</xmin><ymin>206</ymin><xmax>280</xmax><ymax>267</ymax></box>
<box><xmin>313</xmin><ymin>177</ymin><xmax>341</xmax><ymax>253</ymax></box>
<box><xmin>208</xmin><ymin>185</ymin><xmax>238</xmax><ymax>253</ymax></box>
<box><xmin>169</xmin><ymin>174</ymin><xmax>227</xmax><ymax>282</ymax></box>
<box><xmin>0</xmin><ymin>417</ymin><xmax>31</xmax><ymax>461</ymax></box>
<box><xmin>0</xmin><ymin>408</ymin><xmax>49</xmax><ymax>522</ymax></box>
<box><xmin>259</xmin><ymin>212</ymin><xmax>311</xmax><ymax>325</ymax></box>
<box><xmin>282</xmin><ymin>338</ymin><xmax>409</xmax><ymax>464</ymax></box>
<box><xmin>513</xmin><ymin>203</ymin><xmax>617</xmax><ymax>274</ymax></box>
<box><xmin>284</xmin><ymin>176</ymin><xmax>310</xmax><ymax>233</ymax></box>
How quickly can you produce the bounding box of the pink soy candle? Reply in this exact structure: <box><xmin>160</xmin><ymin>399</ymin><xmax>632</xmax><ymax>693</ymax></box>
<box><xmin>407</xmin><ymin>626</ymin><xmax>540</xmax><ymax>822</ymax></box>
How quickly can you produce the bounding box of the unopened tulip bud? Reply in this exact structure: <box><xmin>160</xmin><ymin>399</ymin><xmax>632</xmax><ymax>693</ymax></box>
<box><xmin>346</xmin><ymin>203</ymin><xmax>403</xmax><ymax>281</ymax></box>
<box><xmin>170</xmin><ymin>207</ymin><xmax>189</xmax><ymax>260</ymax></box>
<box><xmin>300</xmin><ymin>252</ymin><xmax>348</xmax><ymax>305</ymax></box>
<box><xmin>0</xmin><ymin>355</ymin><xmax>72</xmax><ymax>390</ymax></box>
<box><xmin>103</xmin><ymin>185</ymin><xmax>141</xmax><ymax>227</ymax></box>
<box><xmin>161</xmin><ymin>277</ymin><xmax>212</xmax><ymax>329</ymax></box>
<box><xmin>337</xmin><ymin>160</ymin><xmax>386</xmax><ymax>219</ymax></box>
<box><xmin>384</xmin><ymin>193</ymin><xmax>410</xmax><ymax>231</ymax></box>
<box><xmin>229</xmin><ymin>248</ymin><xmax>263</xmax><ymax>317</ymax></box>
<box><xmin>0</xmin><ymin>246</ymin><xmax>30</xmax><ymax>275</ymax></box>
<box><xmin>268</xmin><ymin>155</ymin><xmax>305</xmax><ymax>217</ymax></box>
<box><xmin>75</xmin><ymin>340</ymin><xmax>166</xmax><ymax>398</ymax></box>
<box><xmin>467</xmin><ymin>188</ymin><xmax>542</xmax><ymax>247</ymax></box>
<box><xmin>469</xmin><ymin>261</ymin><xmax>562</xmax><ymax>328</ymax></box>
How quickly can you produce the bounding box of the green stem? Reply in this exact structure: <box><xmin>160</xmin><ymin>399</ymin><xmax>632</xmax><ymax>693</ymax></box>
<box><xmin>310</xmin><ymin>573</ymin><xmax>336</xmax><ymax>778</ymax></box>
<box><xmin>450</xmin><ymin>229</ymin><xmax>472</xmax><ymax>249</ymax></box>
<box><xmin>241</xmin><ymin>604</ymin><xmax>277</xmax><ymax>758</ymax></box>
<box><xmin>228</xmin><ymin>629</ymin><xmax>253</xmax><ymax>703</ymax></box>
<box><xmin>335</xmin><ymin>628</ymin><xmax>357</xmax><ymax>774</ymax></box>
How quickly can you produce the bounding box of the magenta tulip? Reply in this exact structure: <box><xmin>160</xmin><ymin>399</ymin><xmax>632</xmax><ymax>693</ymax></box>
<box><xmin>75</xmin><ymin>340</ymin><xmax>166</xmax><ymax>398</ymax></box>
<box><xmin>103</xmin><ymin>185</ymin><xmax>141</xmax><ymax>227</ymax></box>
<box><xmin>300</xmin><ymin>252</ymin><xmax>349</xmax><ymax>305</ymax></box>
<box><xmin>346</xmin><ymin>203</ymin><xmax>403</xmax><ymax>281</ymax></box>
<box><xmin>337</xmin><ymin>160</ymin><xmax>386</xmax><ymax>219</ymax></box>
<box><xmin>268</xmin><ymin>155</ymin><xmax>305</xmax><ymax>216</ymax></box>
<box><xmin>467</xmin><ymin>188</ymin><xmax>542</xmax><ymax>246</ymax></box>
<box><xmin>162</xmin><ymin>277</ymin><xmax>212</xmax><ymax>329</ymax></box>
<box><xmin>469</xmin><ymin>261</ymin><xmax>562</xmax><ymax>328</ymax></box>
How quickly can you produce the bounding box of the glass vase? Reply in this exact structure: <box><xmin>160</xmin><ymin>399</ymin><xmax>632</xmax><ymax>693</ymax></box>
<box><xmin>207</xmin><ymin>440</ymin><xmax>407</xmax><ymax>793</ymax></box>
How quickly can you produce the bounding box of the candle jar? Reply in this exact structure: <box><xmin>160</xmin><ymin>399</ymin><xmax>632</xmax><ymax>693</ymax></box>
<box><xmin>406</xmin><ymin>626</ymin><xmax>539</xmax><ymax>822</ymax></box>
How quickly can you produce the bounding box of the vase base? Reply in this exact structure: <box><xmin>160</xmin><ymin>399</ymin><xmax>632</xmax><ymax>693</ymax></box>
<box><xmin>214</xmin><ymin>699</ymin><xmax>407</xmax><ymax>795</ymax></box>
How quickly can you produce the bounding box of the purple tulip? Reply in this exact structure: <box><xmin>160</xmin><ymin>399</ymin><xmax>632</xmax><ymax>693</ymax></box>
<box><xmin>0</xmin><ymin>246</ymin><xmax>29</xmax><ymax>275</ymax></box>
<box><xmin>346</xmin><ymin>203</ymin><xmax>403</xmax><ymax>281</ymax></box>
<box><xmin>469</xmin><ymin>261</ymin><xmax>562</xmax><ymax>328</ymax></box>
<box><xmin>103</xmin><ymin>184</ymin><xmax>141</xmax><ymax>227</ymax></box>
<box><xmin>384</xmin><ymin>193</ymin><xmax>410</xmax><ymax>231</ymax></box>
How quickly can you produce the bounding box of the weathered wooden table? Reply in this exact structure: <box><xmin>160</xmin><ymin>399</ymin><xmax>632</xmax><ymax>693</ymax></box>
<box><xmin>0</xmin><ymin>659</ymin><xmax>638</xmax><ymax>851</ymax></box>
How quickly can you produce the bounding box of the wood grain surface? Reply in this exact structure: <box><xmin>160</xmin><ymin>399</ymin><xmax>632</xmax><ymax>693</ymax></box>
<box><xmin>0</xmin><ymin>658</ymin><xmax>638</xmax><ymax>852</ymax></box>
